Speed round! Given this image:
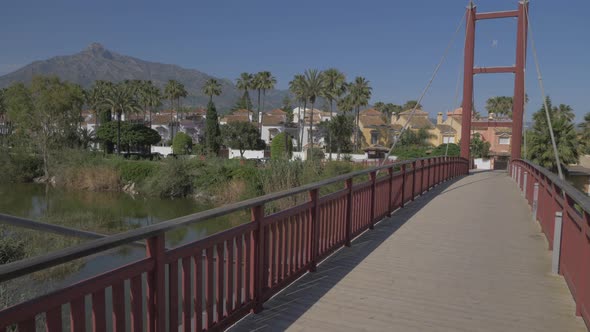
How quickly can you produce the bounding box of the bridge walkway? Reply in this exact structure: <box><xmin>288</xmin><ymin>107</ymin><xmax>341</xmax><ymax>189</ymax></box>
<box><xmin>231</xmin><ymin>171</ymin><xmax>585</xmax><ymax>331</ymax></box>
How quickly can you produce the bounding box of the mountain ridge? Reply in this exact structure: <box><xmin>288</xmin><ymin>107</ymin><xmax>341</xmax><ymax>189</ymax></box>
<box><xmin>0</xmin><ymin>43</ymin><xmax>290</xmax><ymax>112</ymax></box>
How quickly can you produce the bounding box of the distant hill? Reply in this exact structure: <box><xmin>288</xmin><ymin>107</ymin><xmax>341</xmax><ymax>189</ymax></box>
<box><xmin>0</xmin><ymin>43</ymin><xmax>290</xmax><ymax>113</ymax></box>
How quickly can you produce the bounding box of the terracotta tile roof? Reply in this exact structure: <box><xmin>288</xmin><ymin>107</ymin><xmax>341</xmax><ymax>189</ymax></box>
<box><xmin>436</xmin><ymin>124</ymin><xmax>456</xmax><ymax>134</ymax></box>
<box><xmin>267</xmin><ymin>109</ymin><xmax>287</xmax><ymax>116</ymax></box>
<box><xmin>233</xmin><ymin>109</ymin><xmax>250</xmax><ymax>114</ymax></box>
<box><xmin>151</xmin><ymin>114</ymin><xmax>172</xmax><ymax>125</ymax></box>
<box><xmin>407</xmin><ymin>117</ymin><xmax>434</xmax><ymax>129</ymax></box>
<box><xmin>222</xmin><ymin>114</ymin><xmax>250</xmax><ymax>124</ymax></box>
<box><xmin>262</xmin><ymin>114</ymin><xmax>286</xmax><ymax>126</ymax></box>
<box><xmin>359</xmin><ymin>115</ymin><xmax>386</xmax><ymax>127</ymax></box>
<box><xmin>400</xmin><ymin>109</ymin><xmax>428</xmax><ymax>115</ymax></box>
<box><xmin>390</xmin><ymin>124</ymin><xmax>403</xmax><ymax>131</ymax></box>
<box><xmin>360</xmin><ymin>109</ymin><xmax>382</xmax><ymax>116</ymax></box>
<box><xmin>494</xmin><ymin>127</ymin><xmax>512</xmax><ymax>134</ymax></box>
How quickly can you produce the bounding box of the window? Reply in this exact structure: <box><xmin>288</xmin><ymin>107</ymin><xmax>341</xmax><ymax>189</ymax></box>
<box><xmin>371</xmin><ymin>132</ymin><xmax>379</xmax><ymax>145</ymax></box>
<box><xmin>499</xmin><ymin>137</ymin><xmax>510</xmax><ymax>145</ymax></box>
<box><xmin>443</xmin><ymin>136</ymin><xmax>455</xmax><ymax>144</ymax></box>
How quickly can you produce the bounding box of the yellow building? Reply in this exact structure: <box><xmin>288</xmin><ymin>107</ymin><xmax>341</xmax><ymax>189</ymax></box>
<box><xmin>358</xmin><ymin>109</ymin><xmax>399</xmax><ymax>148</ymax></box>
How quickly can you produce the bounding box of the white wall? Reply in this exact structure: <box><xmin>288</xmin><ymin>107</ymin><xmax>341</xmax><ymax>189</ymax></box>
<box><xmin>261</xmin><ymin>125</ymin><xmax>283</xmax><ymax>145</ymax></box>
<box><xmin>474</xmin><ymin>158</ymin><xmax>491</xmax><ymax>170</ymax></box>
<box><xmin>151</xmin><ymin>146</ymin><xmax>173</xmax><ymax>156</ymax></box>
<box><xmin>229</xmin><ymin>149</ymin><xmax>265</xmax><ymax>159</ymax></box>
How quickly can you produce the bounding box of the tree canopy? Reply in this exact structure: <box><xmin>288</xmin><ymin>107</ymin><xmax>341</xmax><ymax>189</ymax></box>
<box><xmin>221</xmin><ymin>122</ymin><xmax>265</xmax><ymax>158</ymax></box>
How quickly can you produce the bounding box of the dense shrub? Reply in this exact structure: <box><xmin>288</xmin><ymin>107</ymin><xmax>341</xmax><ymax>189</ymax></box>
<box><xmin>117</xmin><ymin>160</ymin><xmax>158</xmax><ymax>183</ymax></box>
<box><xmin>270</xmin><ymin>133</ymin><xmax>293</xmax><ymax>160</ymax></box>
<box><xmin>0</xmin><ymin>151</ymin><xmax>43</xmax><ymax>183</ymax></box>
<box><xmin>172</xmin><ymin>132</ymin><xmax>193</xmax><ymax>155</ymax></box>
<box><xmin>306</xmin><ymin>147</ymin><xmax>325</xmax><ymax>160</ymax></box>
<box><xmin>143</xmin><ymin>158</ymin><xmax>196</xmax><ymax>197</ymax></box>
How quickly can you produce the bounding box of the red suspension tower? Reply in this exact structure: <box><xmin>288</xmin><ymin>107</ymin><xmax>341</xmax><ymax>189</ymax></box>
<box><xmin>460</xmin><ymin>0</ymin><xmax>529</xmax><ymax>163</ymax></box>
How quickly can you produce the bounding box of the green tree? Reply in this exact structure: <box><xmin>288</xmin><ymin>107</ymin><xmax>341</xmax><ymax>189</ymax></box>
<box><xmin>432</xmin><ymin>143</ymin><xmax>460</xmax><ymax>157</ymax></box>
<box><xmin>485</xmin><ymin>96</ymin><xmax>513</xmax><ymax>118</ymax></box>
<box><xmin>202</xmin><ymin>78</ymin><xmax>222</xmax><ymax>103</ymax></box>
<box><xmin>137</xmin><ymin>80</ymin><xmax>162</xmax><ymax>127</ymax></box>
<box><xmin>289</xmin><ymin>74</ymin><xmax>307</xmax><ymax>150</ymax></box>
<box><xmin>303</xmin><ymin>69</ymin><xmax>325</xmax><ymax>157</ymax></box>
<box><xmin>319</xmin><ymin>114</ymin><xmax>354</xmax><ymax>159</ymax></box>
<box><xmin>221</xmin><ymin>121</ymin><xmax>264</xmax><ymax>158</ymax></box>
<box><xmin>281</xmin><ymin>95</ymin><xmax>294</xmax><ymax>123</ymax></box>
<box><xmin>402</xmin><ymin>100</ymin><xmax>422</xmax><ymax>110</ymax></box>
<box><xmin>205</xmin><ymin>101</ymin><xmax>221</xmax><ymax>155</ymax></box>
<box><xmin>164</xmin><ymin>80</ymin><xmax>187</xmax><ymax>141</ymax></box>
<box><xmin>321</xmin><ymin>68</ymin><xmax>347</xmax><ymax>160</ymax></box>
<box><xmin>270</xmin><ymin>132</ymin><xmax>293</xmax><ymax>160</ymax></box>
<box><xmin>470</xmin><ymin>133</ymin><xmax>491</xmax><ymax>158</ymax></box>
<box><xmin>376</xmin><ymin>103</ymin><xmax>402</xmax><ymax>123</ymax></box>
<box><xmin>236</xmin><ymin>73</ymin><xmax>254</xmax><ymax>121</ymax></box>
<box><xmin>398</xmin><ymin>128</ymin><xmax>434</xmax><ymax>147</ymax></box>
<box><xmin>349</xmin><ymin>77</ymin><xmax>372</xmax><ymax>151</ymax></box>
<box><xmin>172</xmin><ymin>132</ymin><xmax>193</xmax><ymax>155</ymax></box>
<box><xmin>5</xmin><ymin>76</ymin><xmax>83</xmax><ymax>177</ymax></box>
<box><xmin>102</xmin><ymin>82</ymin><xmax>141</xmax><ymax>154</ymax></box>
<box><xmin>527</xmin><ymin>97</ymin><xmax>578</xmax><ymax>172</ymax></box>
<box><xmin>578</xmin><ymin>113</ymin><xmax>590</xmax><ymax>154</ymax></box>
<box><xmin>96</xmin><ymin>122</ymin><xmax>160</xmax><ymax>154</ymax></box>
<box><xmin>253</xmin><ymin>71</ymin><xmax>276</xmax><ymax>130</ymax></box>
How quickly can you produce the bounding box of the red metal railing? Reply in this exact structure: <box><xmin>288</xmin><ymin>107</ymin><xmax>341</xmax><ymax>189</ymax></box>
<box><xmin>512</xmin><ymin>160</ymin><xmax>590</xmax><ymax>329</ymax></box>
<box><xmin>0</xmin><ymin>156</ymin><xmax>468</xmax><ymax>332</ymax></box>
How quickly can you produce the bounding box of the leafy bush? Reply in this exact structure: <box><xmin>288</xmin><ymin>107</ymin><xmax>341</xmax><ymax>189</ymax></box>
<box><xmin>143</xmin><ymin>158</ymin><xmax>196</xmax><ymax>197</ymax></box>
<box><xmin>172</xmin><ymin>132</ymin><xmax>193</xmax><ymax>155</ymax></box>
<box><xmin>306</xmin><ymin>148</ymin><xmax>325</xmax><ymax>160</ymax></box>
<box><xmin>117</xmin><ymin>160</ymin><xmax>158</xmax><ymax>183</ymax></box>
<box><xmin>431</xmin><ymin>143</ymin><xmax>460</xmax><ymax>157</ymax></box>
<box><xmin>270</xmin><ymin>133</ymin><xmax>293</xmax><ymax>160</ymax></box>
<box><xmin>0</xmin><ymin>151</ymin><xmax>43</xmax><ymax>183</ymax></box>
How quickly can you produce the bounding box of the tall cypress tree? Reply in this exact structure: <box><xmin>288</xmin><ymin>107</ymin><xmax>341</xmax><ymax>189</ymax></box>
<box><xmin>205</xmin><ymin>101</ymin><xmax>221</xmax><ymax>155</ymax></box>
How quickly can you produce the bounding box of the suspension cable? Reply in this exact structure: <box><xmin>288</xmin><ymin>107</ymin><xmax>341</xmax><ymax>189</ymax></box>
<box><xmin>445</xmin><ymin>61</ymin><xmax>463</xmax><ymax>157</ymax></box>
<box><xmin>380</xmin><ymin>7</ymin><xmax>468</xmax><ymax>166</ymax></box>
<box><xmin>524</xmin><ymin>5</ymin><xmax>564</xmax><ymax>180</ymax></box>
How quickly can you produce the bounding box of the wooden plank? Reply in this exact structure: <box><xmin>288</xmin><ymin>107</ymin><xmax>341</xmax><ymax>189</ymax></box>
<box><xmin>182</xmin><ymin>257</ymin><xmax>191</xmax><ymax>332</ymax></box>
<box><xmin>130</xmin><ymin>275</ymin><xmax>143</xmax><ymax>332</ymax></box>
<box><xmin>111</xmin><ymin>281</ymin><xmax>125</xmax><ymax>332</ymax></box>
<box><xmin>46</xmin><ymin>305</ymin><xmax>62</xmax><ymax>332</ymax></box>
<box><xmin>193</xmin><ymin>250</ymin><xmax>203</xmax><ymax>332</ymax></box>
<box><xmin>91</xmin><ymin>289</ymin><xmax>106</xmax><ymax>332</ymax></box>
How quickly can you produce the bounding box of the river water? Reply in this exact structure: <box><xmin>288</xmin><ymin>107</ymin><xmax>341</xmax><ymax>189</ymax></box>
<box><xmin>0</xmin><ymin>183</ymin><xmax>250</xmax><ymax>300</ymax></box>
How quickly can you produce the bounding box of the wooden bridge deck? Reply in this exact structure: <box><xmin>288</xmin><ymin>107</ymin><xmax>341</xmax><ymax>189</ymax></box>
<box><xmin>230</xmin><ymin>171</ymin><xmax>586</xmax><ymax>331</ymax></box>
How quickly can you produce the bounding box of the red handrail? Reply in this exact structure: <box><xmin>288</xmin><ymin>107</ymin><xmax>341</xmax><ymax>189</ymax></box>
<box><xmin>0</xmin><ymin>157</ymin><xmax>468</xmax><ymax>331</ymax></box>
<box><xmin>511</xmin><ymin>160</ymin><xmax>590</xmax><ymax>329</ymax></box>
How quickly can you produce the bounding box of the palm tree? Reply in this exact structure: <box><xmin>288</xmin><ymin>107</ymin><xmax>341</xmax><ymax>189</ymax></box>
<box><xmin>528</xmin><ymin>97</ymin><xmax>578</xmax><ymax>172</ymax></box>
<box><xmin>164</xmin><ymin>80</ymin><xmax>187</xmax><ymax>142</ymax></box>
<box><xmin>202</xmin><ymin>78</ymin><xmax>222</xmax><ymax>103</ymax></box>
<box><xmin>578</xmin><ymin>113</ymin><xmax>590</xmax><ymax>154</ymax></box>
<box><xmin>321</xmin><ymin>68</ymin><xmax>347</xmax><ymax>159</ymax></box>
<box><xmin>349</xmin><ymin>77</ymin><xmax>372</xmax><ymax>150</ymax></box>
<box><xmin>85</xmin><ymin>81</ymin><xmax>109</xmax><ymax>130</ymax></box>
<box><xmin>102</xmin><ymin>82</ymin><xmax>141</xmax><ymax>154</ymax></box>
<box><xmin>303</xmin><ymin>69</ymin><xmax>325</xmax><ymax>157</ymax></box>
<box><xmin>289</xmin><ymin>74</ymin><xmax>307</xmax><ymax>150</ymax></box>
<box><xmin>254</xmin><ymin>71</ymin><xmax>276</xmax><ymax>130</ymax></box>
<box><xmin>485</xmin><ymin>96</ymin><xmax>513</xmax><ymax>118</ymax></box>
<box><xmin>236</xmin><ymin>73</ymin><xmax>253</xmax><ymax>121</ymax></box>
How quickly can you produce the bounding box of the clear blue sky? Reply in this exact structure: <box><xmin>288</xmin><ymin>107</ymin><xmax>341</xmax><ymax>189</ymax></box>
<box><xmin>1</xmin><ymin>0</ymin><xmax>588</xmax><ymax>121</ymax></box>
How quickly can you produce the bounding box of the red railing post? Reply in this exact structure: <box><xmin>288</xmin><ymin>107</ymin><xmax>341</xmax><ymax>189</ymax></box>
<box><xmin>345</xmin><ymin>178</ymin><xmax>353</xmax><ymax>247</ymax></box>
<box><xmin>411</xmin><ymin>161</ymin><xmax>417</xmax><ymax>201</ymax></box>
<box><xmin>388</xmin><ymin>167</ymin><xmax>394</xmax><ymax>217</ymax></box>
<box><xmin>425</xmin><ymin>159</ymin><xmax>431</xmax><ymax>191</ymax></box>
<box><xmin>370</xmin><ymin>171</ymin><xmax>377</xmax><ymax>229</ymax></box>
<box><xmin>401</xmin><ymin>164</ymin><xmax>406</xmax><ymax>208</ymax></box>
<box><xmin>146</xmin><ymin>234</ymin><xmax>166</xmax><ymax>332</ymax></box>
<box><xmin>251</xmin><ymin>204</ymin><xmax>265</xmax><ymax>313</ymax></box>
<box><xmin>309</xmin><ymin>189</ymin><xmax>320</xmax><ymax>272</ymax></box>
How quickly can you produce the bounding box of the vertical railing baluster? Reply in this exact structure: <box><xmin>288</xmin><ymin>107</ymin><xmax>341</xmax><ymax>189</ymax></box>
<box><xmin>411</xmin><ymin>161</ymin><xmax>416</xmax><ymax>201</ymax></box>
<box><xmin>146</xmin><ymin>234</ymin><xmax>166</xmax><ymax>332</ymax></box>
<box><xmin>309</xmin><ymin>189</ymin><xmax>320</xmax><ymax>272</ymax></box>
<box><xmin>251</xmin><ymin>205</ymin><xmax>264</xmax><ymax>313</ymax></box>
<box><xmin>345</xmin><ymin>178</ymin><xmax>353</xmax><ymax>247</ymax></box>
<box><xmin>401</xmin><ymin>164</ymin><xmax>406</xmax><ymax>207</ymax></box>
<box><xmin>370</xmin><ymin>171</ymin><xmax>376</xmax><ymax>229</ymax></box>
<box><xmin>388</xmin><ymin>167</ymin><xmax>394</xmax><ymax>217</ymax></box>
